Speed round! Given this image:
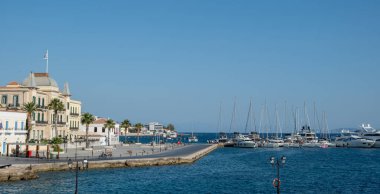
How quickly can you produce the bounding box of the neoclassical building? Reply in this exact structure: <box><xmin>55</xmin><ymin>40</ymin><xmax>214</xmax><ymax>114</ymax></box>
<box><xmin>0</xmin><ymin>72</ymin><xmax>81</xmax><ymax>141</ymax></box>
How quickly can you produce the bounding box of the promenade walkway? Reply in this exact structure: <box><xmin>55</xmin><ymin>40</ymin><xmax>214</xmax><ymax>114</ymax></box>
<box><xmin>0</xmin><ymin>144</ymin><xmax>212</xmax><ymax>165</ymax></box>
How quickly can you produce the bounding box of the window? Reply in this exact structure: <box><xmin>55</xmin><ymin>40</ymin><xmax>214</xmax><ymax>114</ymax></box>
<box><xmin>33</xmin><ymin>96</ymin><xmax>36</xmax><ymax>103</ymax></box>
<box><xmin>42</xmin><ymin>113</ymin><xmax>44</xmax><ymax>122</ymax></box>
<box><xmin>41</xmin><ymin>131</ymin><xmax>44</xmax><ymax>139</ymax></box>
<box><xmin>1</xmin><ymin>95</ymin><xmax>7</xmax><ymax>104</ymax></box>
<box><xmin>33</xmin><ymin>112</ymin><xmax>35</xmax><ymax>121</ymax></box>
<box><xmin>37</xmin><ymin>130</ymin><xmax>40</xmax><ymax>140</ymax></box>
<box><xmin>42</xmin><ymin>98</ymin><xmax>45</xmax><ymax>107</ymax></box>
<box><xmin>5</xmin><ymin>121</ymin><xmax>8</xmax><ymax>130</ymax></box>
<box><xmin>13</xmin><ymin>95</ymin><xmax>19</xmax><ymax>106</ymax></box>
<box><xmin>38</xmin><ymin>97</ymin><xmax>41</xmax><ymax>106</ymax></box>
<box><xmin>21</xmin><ymin>122</ymin><xmax>24</xmax><ymax>130</ymax></box>
<box><xmin>94</xmin><ymin>127</ymin><xmax>97</xmax><ymax>132</ymax></box>
<box><xmin>102</xmin><ymin>127</ymin><xmax>105</xmax><ymax>133</ymax></box>
<box><xmin>33</xmin><ymin>130</ymin><xmax>35</xmax><ymax>139</ymax></box>
<box><xmin>37</xmin><ymin>113</ymin><xmax>40</xmax><ymax>122</ymax></box>
<box><xmin>67</xmin><ymin>102</ymin><xmax>70</xmax><ymax>109</ymax></box>
<box><xmin>15</xmin><ymin>121</ymin><xmax>18</xmax><ymax>130</ymax></box>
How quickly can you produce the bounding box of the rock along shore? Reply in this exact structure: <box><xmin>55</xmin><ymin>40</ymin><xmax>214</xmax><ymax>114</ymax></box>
<box><xmin>0</xmin><ymin>144</ymin><xmax>218</xmax><ymax>182</ymax></box>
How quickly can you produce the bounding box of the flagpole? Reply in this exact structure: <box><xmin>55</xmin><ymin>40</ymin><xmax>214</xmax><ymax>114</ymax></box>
<box><xmin>45</xmin><ymin>50</ymin><xmax>49</xmax><ymax>73</ymax></box>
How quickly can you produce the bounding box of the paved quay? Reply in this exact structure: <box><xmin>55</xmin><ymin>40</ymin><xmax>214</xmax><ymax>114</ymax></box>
<box><xmin>0</xmin><ymin>144</ymin><xmax>218</xmax><ymax>182</ymax></box>
<box><xmin>0</xmin><ymin>143</ymin><xmax>211</xmax><ymax>165</ymax></box>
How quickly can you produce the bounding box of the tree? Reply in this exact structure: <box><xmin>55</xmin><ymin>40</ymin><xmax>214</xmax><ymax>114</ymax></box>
<box><xmin>167</xmin><ymin>123</ymin><xmax>175</xmax><ymax>131</ymax></box>
<box><xmin>81</xmin><ymin>113</ymin><xmax>95</xmax><ymax>148</ymax></box>
<box><xmin>104</xmin><ymin>119</ymin><xmax>115</xmax><ymax>146</ymax></box>
<box><xmin>134</xmin><ymin>123</ymin><xmax>144</xmax><ymax>143</ymax></box>
<box><xmin>22</xmin><ymin>102</ymin><xmax>37</xmax><ymax>142</ymax></box>
<box><xmin>48</xmin><ymin>98</ymin><xmax>65</xmax><ymax>138</ymax></box>
<box><xmin>120</xmin><ymin>119</ymin><xmax>131</xmax><ymax>143</ymax></box>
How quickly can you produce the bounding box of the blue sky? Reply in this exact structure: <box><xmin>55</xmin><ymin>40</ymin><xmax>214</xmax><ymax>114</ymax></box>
<box><xmin>1</xmin><ymin>0</ymin><xmax>379</xmax><ymax>132</ymax></box>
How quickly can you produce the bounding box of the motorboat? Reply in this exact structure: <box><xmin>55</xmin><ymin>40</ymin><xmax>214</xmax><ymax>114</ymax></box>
<box><xmin>299</xmin><ymin>125</ymin><xmax>319</xmax><ymax>144</ymax></box>
<box><xmin>335</xmin><ymin>130</ymin><xmax>375</xmax><ymax>148</ymax></box>
<box><xmin>355</xmin><ymin>124</ymin><xmax>380</xmax><ymax>148</ymax></box>
<box><xmin>234</xmin><ymin>134</ymin><xmax>257</xmax><ymax>148</ymax></box>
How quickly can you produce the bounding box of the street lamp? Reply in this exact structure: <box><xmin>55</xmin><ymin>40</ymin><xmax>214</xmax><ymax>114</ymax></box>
<box><xmin>69</xmin><ymin>157</ymin><xmax>88</xmax><ymax>194</ymax></box>
<box><xmin>269</xmin><ymin>155</ymin><xmax>286</xmax><ymax>194</ymax></box>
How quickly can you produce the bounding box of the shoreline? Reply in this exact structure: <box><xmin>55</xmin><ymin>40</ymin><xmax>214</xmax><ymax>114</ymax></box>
<box><xmin>0</xmin><ymin>144</ymin><xmax>218</xmax><ymax>182</ymax></box>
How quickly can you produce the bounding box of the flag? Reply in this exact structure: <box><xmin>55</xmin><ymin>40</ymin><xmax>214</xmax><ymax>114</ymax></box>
<box><xmin>43</xmin><ymin>50</ymin><xmax>48</xmax><ymax>60</ymax></box>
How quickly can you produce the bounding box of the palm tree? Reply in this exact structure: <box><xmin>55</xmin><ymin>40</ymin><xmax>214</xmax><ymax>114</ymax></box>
<box><xmin>81</xmin><ymin>113</ymin><xmax>95</xmax><ymax>148</ymax></box>
<box><xmin>134</xmin><ymin>123</ymin><xmax>144</xmax><ymax>143</ymax></box>
<box><xmin>167</xmin><ymin>123</ymin><xmax>175</xmax><ymax>131</ymax></box>
<box><xmin>120</xmin><ymin>119</ymin><xmax>131</xmax><ymax>143</ymax></box>
<box><xmin>104</xmin><ymin>119</ymin><xmax>115</xmax><ymax>146</ymax></box>
<box><xmin>48</xmin><ymin>98</ymin><xmax>65</xmax><ymax>138</ymax></box>
<box><xmin>22</xmin><ymin>102</ymin><xmax>37</xmax><ymax>142</ymax></box>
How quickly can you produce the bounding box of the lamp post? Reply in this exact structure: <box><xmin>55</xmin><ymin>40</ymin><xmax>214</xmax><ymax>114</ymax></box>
<box><xmin>70</xmin><ymin>139</ymin><xmax>88</xmax><ymax>194</ymax></box>
<box><xmin>270</xmin><ymin>155</ymin><xmax>286</xmax><ymax>194</ymax></box>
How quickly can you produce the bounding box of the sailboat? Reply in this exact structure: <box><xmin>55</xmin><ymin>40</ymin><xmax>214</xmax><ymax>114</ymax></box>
<box><xmin>266</xmin><ymin>105</ymin><xmax>284</xmax><ymax>147</ymax></box>
<box><xmin>188</xmin><ymin>132</ymin><xmax>198</xmax><ymax>143</ymax></box>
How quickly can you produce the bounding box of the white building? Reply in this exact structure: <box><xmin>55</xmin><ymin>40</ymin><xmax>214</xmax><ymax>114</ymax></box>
<box><xmin>79</xmin><ymin>117</ymin><xmax>119</xmax><ymax>146</ymax></box>
<box><xmin>144</xmin><ymin>122</ymin><xmax>164</xmax><ymax>134</ymax></box>
<box><xmin>0</xmin><ymin>111</ymin><xmax>27</xmax><ymax>154</ymax></box>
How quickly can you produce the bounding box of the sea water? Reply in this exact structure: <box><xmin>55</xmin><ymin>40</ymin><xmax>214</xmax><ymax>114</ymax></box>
<box><xmin>1</xmin><ymin>133</ymin><xmax>379</xmax><ymax>194</ymax></box>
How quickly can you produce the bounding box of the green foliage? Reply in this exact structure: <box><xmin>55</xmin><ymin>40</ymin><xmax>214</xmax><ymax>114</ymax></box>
<box><xmin>52</xmin><ymin>144</ymin><xmax>63</xmax><ymax>152</ymax></box>
<box><xmin>135</xmin><ymin>123</ymin><xmax>144</xmax><ymax>133</ymax></box>
<box><xmin>48</xmin><ymin>98</ymin><xmax>65</xmax><ymax>113</ymax></box>
<box><xmin>167</xmin><ymin>123</ymin><xmax>175</xmax><ymax>131</ymax></box>
<box><xmin>40</xmin><ymin>139</ymin><xmax>49</xmax><ymax>144</ymax></box>
<box><xmin>121</xmin><ymin>119</ymin><xmax>131</xmax><ymax>131</ymax></box>
<box><xmin>51</xmin><ymin>137</ymin><xmax>63</xmax><ymax>144</ymax></box>
<box><xmin>104</xmin><ymin>119</ymin><xmax>116</xmax><ymax>130</ymax></box>
<box><xmin>81</xmin><ymin>112</ymin><xmax>95</xmax><ymax>125</ymax></box>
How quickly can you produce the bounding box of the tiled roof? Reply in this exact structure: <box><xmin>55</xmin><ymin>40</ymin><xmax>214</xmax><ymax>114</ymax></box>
<box><xmin>93</xmin><ymin>118</ymin><xmax>108</xmax><ymax>124</ymax></box>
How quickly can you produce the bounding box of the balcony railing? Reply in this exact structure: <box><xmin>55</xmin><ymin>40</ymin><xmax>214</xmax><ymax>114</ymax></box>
<box><xmin>7</xmin><ymin>103</ymin><xmax>20</xmax><ymax>109</ymax></box>
<box><xmin>35</xmin><ymin>121</ymin><xmax>48</xmax><ymax>125</ymax></box>
<box><xmin>36</xmin><ymin>105</ymin><xmax>48</xmax><ymax>110</ymax></box>
<box><xmin>70</xmin><ymin>127</ymin><xmax>79</xmax><ymax>130</ymax></box>
<box><xmin>70</xmin><ymin>113</ymin><xmax>80</xmax><ymax>116</ymax></box>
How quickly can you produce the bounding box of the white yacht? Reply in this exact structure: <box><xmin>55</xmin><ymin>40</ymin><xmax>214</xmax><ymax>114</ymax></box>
<box><xmin>188</xmin><ymin>132</ymin><xmax>198</xmax><ymax>143</ymax></box>
<box><xmin>234</xmin><ymin>134</ymin><xmax>257</xmax><ymax>148</ymax></box>
<box><xmin>355</xmin><ymin>124</ymin><xmax>380</xmax><ymax>148</ymax></box>
<box><xmin>299</xmin><ymin>125</ymin><xmax>319</xmax><ymax>148</ymax></box>
<box><xmin>335</xmin><ymin>130</ymin><xmax>375</xmax><ymax>148</ymax></box>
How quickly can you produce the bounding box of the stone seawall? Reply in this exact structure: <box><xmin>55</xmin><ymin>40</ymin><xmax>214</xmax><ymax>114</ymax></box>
<box><xmin>0</xmin><ymin>144</ymin><xmax>218</xmax><ymax>182</ymax></box>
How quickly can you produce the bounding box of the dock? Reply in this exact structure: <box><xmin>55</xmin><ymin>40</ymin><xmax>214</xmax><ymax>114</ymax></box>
<box><xmin>0</xmin><ymin>144</ymin><xmax>218</xmax><ymax>182</ymax></box>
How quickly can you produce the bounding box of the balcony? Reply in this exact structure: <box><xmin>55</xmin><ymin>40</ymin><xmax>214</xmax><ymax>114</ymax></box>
<box><xmin>35</xmin><ymin>120</ymin><xmax>48</xmax><ymax>126</ymax></box>
<box><xmin>14</xmin><ymin>129</ymin><xmax>28</xmax><ymax>134</ymax></box>
<box><xmin>7</xmin><ymin>103</ymin><xmax>20</xmax><ymax>110</ymax></box>
<box><xmin>70</xmin><ymin>113</ymin><xmax>80</xmax><ymax>116</ymax></box>
<box><xmin>36</xmin><ymin>105</ymin><xmax>48</xmax><ymax>110</ymax></box>
<box><xmin>70</xmin><ymin>127</ymin><xmax>79</xmax><ymax>130</ymax></box>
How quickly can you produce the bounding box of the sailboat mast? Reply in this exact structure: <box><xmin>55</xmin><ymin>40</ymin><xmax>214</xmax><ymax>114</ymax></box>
<box><xmin>244</xmin><ymin>99</ymin><xmax>252</xmax><ymax>134</ymax></box>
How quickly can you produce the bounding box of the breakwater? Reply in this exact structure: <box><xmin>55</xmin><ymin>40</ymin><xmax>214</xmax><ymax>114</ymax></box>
<box><xmin>0</xmin><ymin>144</ymin><xmax>217</xmax><ymax>182</ymax></box>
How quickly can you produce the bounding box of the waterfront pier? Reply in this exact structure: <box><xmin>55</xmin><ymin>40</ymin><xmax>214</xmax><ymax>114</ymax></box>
<box><xmin>0</xmin><ymin>144</ymin><xmax>217</xmax><ymax>182</ymax></box>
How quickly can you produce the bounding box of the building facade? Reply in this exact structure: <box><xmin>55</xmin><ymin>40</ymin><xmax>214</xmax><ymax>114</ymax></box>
<box><xmin>0</xmin><ymin>72</ymin><xmax>81</xmax><ymax>142</ymax></box>
<box><xmin>145</xmin><ymin>122</ymin><xmax>164</xmax><ymax>133</ymax></box>
<box><xmin>79</xmin><ymin>117</ymin><xmax>119</xmax><ymax>145</ymax></box>
<box><xmin>0</xmin><ymin>111</ymin><xmax>27</xmax><ymax>154</ymax></box>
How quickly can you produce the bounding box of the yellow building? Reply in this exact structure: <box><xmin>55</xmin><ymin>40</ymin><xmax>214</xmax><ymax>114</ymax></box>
<box><xmin>0</xmin><ymin>72</ymin><xmax>81</xmax><ymax>141</ymax></box>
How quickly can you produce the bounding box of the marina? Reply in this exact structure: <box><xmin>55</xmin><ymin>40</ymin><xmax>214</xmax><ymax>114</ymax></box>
<box><xmin>0</xmin><ymin>136</ymin><xmax>379</xmax><ymax>193</ymax></box>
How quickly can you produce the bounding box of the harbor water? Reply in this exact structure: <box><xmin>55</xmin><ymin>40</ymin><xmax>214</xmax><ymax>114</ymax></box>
<box><xmin>1</xmin><ymin>133</ymin><xmax>379</xmax><ymax>193</ymax></box>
